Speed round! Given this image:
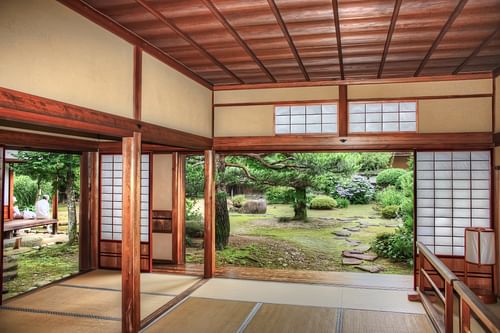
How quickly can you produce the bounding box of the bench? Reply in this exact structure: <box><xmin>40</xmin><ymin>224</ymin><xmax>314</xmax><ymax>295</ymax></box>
<box><xmin>3</xmin><ymin>218</ymin><xmax>58</xmax><ymax>239</ymax></box>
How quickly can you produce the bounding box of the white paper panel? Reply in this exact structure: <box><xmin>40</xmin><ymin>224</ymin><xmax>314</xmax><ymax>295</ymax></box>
<box><xmin>383</xmin><ymin>112</ymin><xmax>398</xmax><ymax>121</ymax></box>
<box><xmin>322</xmin><ymin>114</ymin><xmax>337</xmax><ymax>123</ymax></box>
<box><xmin>275</xmin><ymin>106</ymin><xmax>290</xmax><ymax>116</ymax></box>
<box><xmin>322</xmin><ymin>124</ymin><xmax>337</xmax><ymax>133</ymax></box>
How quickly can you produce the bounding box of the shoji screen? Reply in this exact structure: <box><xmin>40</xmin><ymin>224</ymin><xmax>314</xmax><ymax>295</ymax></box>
<box><xmin>101</xmin><ymin>154</ymin><xmax>150</xmax><ymax>242</ymax></box>
<box><xmin>416</xmin><ymin>151</ymin><xmax>491</xmax><ymax>256</ymax></box>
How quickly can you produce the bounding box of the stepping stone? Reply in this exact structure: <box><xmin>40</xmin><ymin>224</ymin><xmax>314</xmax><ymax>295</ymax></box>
<box><xmin>355</xmin><ymin>265</ymin><xmax>384</xmax><ymax>273</ymax></box>
<box><xmin>368</xmin><ymin>216</ymin><xmax>378</xmax><ymax>219</ymax></box>
<box><xmin>2</xmin><ymin>261</ymin><xmax>18</xmax><ymax>273</ymax></box>
<box><xmin>358</xmin><ymin>221</ymin><xmax>369</xmax><ymax>226</ymax></box>
<box><xmin>337</xmin><ymin>218</ymin><xmax>357</xmax><ymax>222</ymax></box>
<box><xmin>353</xmin><ymin>245</ymin><xmax>371</xmax><ymax>253</ymax></box>
<box><xmin>343</xmin><ymin>258</ymin><xmax>363</xmax><ymax>265</ymax></box>
<box><xmin>358</xmin><ymin>225</ymin><xmax>368</xmax><ymax>228</ymax></box>
<box><xmin>346</xmin><ymin>227</ymin><xmax>360</xmax><ymax>232</ymax></box>
<box><xmin>3</xmin><ymin>270</ymin><xmax>17</xmax><ymax>283</ymax></box>
<box><xmin>334</xmin><ymin>230</ymin><xmax>351</xmax><ymax>237</ymax></box>
<box><xmin>345</xmin><ymin>239</ymin><xmax>361</xmax><ymax>246</ymax></box>
<box><xmin>342</xmin><ymin>250</ymin><xmax>378</xmax><ymax>261</ymax></box>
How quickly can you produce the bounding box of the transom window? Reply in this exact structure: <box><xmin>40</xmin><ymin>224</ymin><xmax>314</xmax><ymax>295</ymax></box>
<box><xmin>416</xmin><ymin>151</ymin><xmax>491</xmax><ymax>256</ymax></box>
<box><xmin>275</xmin><ymin>103</ymin><xmax>338</xmax><ymax>135</ymax></box>
<box><xmin>100</xmin><ymin>154</ymin><xmax>150</xmax><ymax>242</ymax></box>
<box><xmin>349</xmin><ymin>101</ymin><xmax>417</xmax><ymax>133</ymax></box>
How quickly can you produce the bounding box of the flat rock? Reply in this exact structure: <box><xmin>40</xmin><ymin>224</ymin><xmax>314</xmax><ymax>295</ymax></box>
<box><xmin>337</xmin><ymin>218</ymin><xmax>357</xmax><ymax>222</ymax></box>
<box><xmin>346</xmin><ymin>227</ymin><xmax>360</xmax><ymax>232</ymax></box>
<box><xmin>342</xmin><ymin>250</ymin><xmax>378</xmax><ymax>261</ymax></box>
<box><xmin>345</xmin><ymin>239</ymin><xmax>361</xmax><ymax>245</ymax></box>
<box><xmin>358</xmin><ymin>225</ymin><xmax>368</xmax><ymax>229</ymax></box>
<box><xmin>343</xmin><ymin>258</ymin><xmax>363</xmax><ymax>265</ymax></box>
<box><xmin>353</xmin><ymin>245</ymin><xmax>371</xmax><ymax>253</ymax></box>
<box><xmin>355</xmin><ymin>265</ymin><xmax>384</xmax><ymax>273</ymax></box>
<box><xmin>334</xmin><ymin>230</ymin><xmax>351</xmax><ymax>237</ymax></box>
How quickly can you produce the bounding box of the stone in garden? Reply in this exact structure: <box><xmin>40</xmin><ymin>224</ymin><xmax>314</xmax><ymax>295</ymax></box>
<box><xmin>346</xmin><ymin>227</ymin><xmax>360</xmax><ymax>232</ymax></box>
<box><xmin>358</xmin><ymin>224</ymin><xmax>368</xmax><ymax>229</ymax></box>
<box><xmin>334</xmin><ymin>230</ymin><xmax>351</xmax><ymax>237</ymax></box>
<box><xmin>368</xmin><ymin>216</ymin><xmax>377</xmax><ymax>219</ymax></box>
<box><xmin>240</xmin><ymin>199</ymin><xmax>267</xmax><ymax>214</ymax></box>
<box><xmin>342</xmin><ymin>258</ymin><xmax>363</xmax><ymax>265</ymax></box>
<box><xmin>345</xmin><ymin>239</ymin><xmax>361</xmax><ymax>245</ymax></box>
<box><xmin>354</xmin><ymin>245</ymin><xmax>371</xmax><ymax>253</ymax></box>
<box><xmin>355</xmin><ymin>265</ymin><xmax>384</xmax><ymax>273</ymax></box>
<box><xmin>342</xmin><ymin>250</ymin><xmax>378</xmax><ymax>261</ymax></box>
<box><xmin>337</xmin><ymin>218</ymin><xmax>357</xmax><ymax>222</ymax></box>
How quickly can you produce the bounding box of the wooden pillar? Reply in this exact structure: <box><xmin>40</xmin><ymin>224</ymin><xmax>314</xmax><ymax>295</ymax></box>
<box><xmin>79</xmin><ymin>152</ymin><xmax>91</xmax><ymax>271</ymax></box>
<box><xmin>172</xmin><ymin>152</ymin><xmax>186</xmax><ymax>265</ymax></box>
<box><xmin>122</xmin><ymin>132</ymin><xmax>141</xmax><ymax>333</ymax></box>
<box><xmin>338</xmin><ymin>85</ymin><xmax>348</xmax><ymax>137</ymax></box>
<box><xmin>90</xmin><ymin>152</ymin><xmax>100</xmax><ymax>269</ymax></box>
<box><xmin>204</xmin><ymin>150</ymin><xmax>216</xmax><ymax>278</ymax></box>
<box><xmin>0</xmin><ymin>146</ymin><xmax>4</xmax><ymax>305</ymax></box>
<box><xmin>51</xmin><ymin>191</ymin><xmax>58</xmax><ymax>234</ymax></box>
<box><xmin>8</xmin><ymin>169</ymin><xmax>14</xmax><ymax>219</ymax></box>
<box><xmin>444</xmin><ymin>281</ymin><xmax>454</xmax><ymax>333</ymax></box>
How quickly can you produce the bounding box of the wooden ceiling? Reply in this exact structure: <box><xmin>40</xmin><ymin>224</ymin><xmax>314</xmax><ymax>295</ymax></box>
<box><xmin>67</xmin><ymin>0</ymin><xmax>500</xmax><ymax>86</ymax></box>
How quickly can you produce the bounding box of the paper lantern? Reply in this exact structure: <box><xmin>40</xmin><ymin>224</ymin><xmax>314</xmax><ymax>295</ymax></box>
<box><xmin>465</xmin><ymin>228</ymin><xmax>495</xmax><ymax>265</ymax></box>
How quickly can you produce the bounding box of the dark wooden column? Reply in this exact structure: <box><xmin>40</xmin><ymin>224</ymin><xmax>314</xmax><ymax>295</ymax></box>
<box><xmin>90</xmin><ymin>152</ymin><xmax>100</xmax><ymax>269</ymax></box>
<box><xmin>204</xmin><ymin>150</ymin><xmax>216</xmax><ymax>278</ymax></box>
<box><xmin>79</xmin><ymin>152</ymin><xmax>91</xmax><ymax>271</ymax></box>
<box><xmin>0</xmin><ymin>146</ymin><xmax>4</xmax><ymax>305</ymax></box>
<box><xmin>338</xmin><ymin>85</ymin><xmax>348</xmax><ymax>137</ymax></box>
<box><xmin>172</xmin><ymin>152</ymin><xmax>186</xmax><ymax>264</ymax></box>
<box><xmin>122</xmin><ymin>132</ymin><xmax>142</xmax><ymax>333</ymax></box>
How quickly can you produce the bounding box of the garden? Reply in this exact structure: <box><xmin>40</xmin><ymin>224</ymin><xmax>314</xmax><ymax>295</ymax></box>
<box><xmin>184</xmin><ymin>152</ymin><xmax>415</xmax><ymax>275</ymax></box>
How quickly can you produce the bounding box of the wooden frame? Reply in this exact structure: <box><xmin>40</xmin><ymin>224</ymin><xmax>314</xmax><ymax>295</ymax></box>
<box><xmin>133</xmin><ymin>46</ymin><xmax>142</xmax><ymax>121</ymax></box>
<box><xmin>79</xmin><ymin>152</ymin><xmax>91</xmax><ymax>271</ymax></box>
<box><xmin>204</xmin><ymin>150</ymin><xmax>215</xmax><ymax>278</ymax></box>
<box><xmin>0</xmin><ymin>146</ymin><xmax>4</xmax><ymax>306</ymax></box>
<box><xmin>171</xmin><ymin>152</ymin><xmax>186</xmax><ymax>265</ymax></box>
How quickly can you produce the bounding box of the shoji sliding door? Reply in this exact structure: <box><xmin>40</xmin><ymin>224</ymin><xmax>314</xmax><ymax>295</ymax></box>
<box><xmin>416</xmin><ymin>151</ymin><xmax>491</xmax><ymax>256</ymax></box>
<box><xmin>99</xmin><ymin>153</ymin><xmax>151</xmax><ymax>271</ymax></box>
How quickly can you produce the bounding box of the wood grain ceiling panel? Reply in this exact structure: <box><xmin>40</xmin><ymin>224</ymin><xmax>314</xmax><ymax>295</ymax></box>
<box><xmin>64</xmin><ymin>0</ymin><xmax>500</xmax><ymax>86</ymax></box>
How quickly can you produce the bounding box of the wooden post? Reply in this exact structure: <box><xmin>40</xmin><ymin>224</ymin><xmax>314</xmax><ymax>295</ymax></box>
<box><xmin>0</xmin><ymin>146</ymin><xmax>4</xmax><ymax>305</ymax></box>
<box><xmin>90</xmin><ymin>152</ymin><xmax>99</xmax><ymax>269</ymax></box>
<box><xmin>8</xmin><ymin>169</ymin><xmax>14</xmax><ymax>220</ymax></box>
<box><xmin>172</xmin><ymin>152</ymin><xmax>186</xmax><ymax>264</ymax></box>
<box><xmin>444</xmin><ymin>281</ymin><xmax>454</xmax><ymax>333</ymax></box>
<box><xmin>338</xmin><ymin>85</ymin><xmax>348</xmax><ymax>137</ymax></box>
<box><xmin>204</xmin><ymin>150</ymin><xmax>216</xmax><ymax>278</ymax></box>
<box><xmin>460</xmin><ymin>298</ymin><xmax>471</xmax><ymax>333</ymax></box>
<box><xmin>122</xmin><ymin>132</ymin><xmax>142</xmax><ymax>333</ymax></box>
<box><xmin>79</xmin><ymin>152</ymin><xmax>91</xmax><ymax>271</ymax></box>
<box><xmin>51</xmin><ymin>191</ymin><xmax>58</xmax><ymax>234</ymax></box>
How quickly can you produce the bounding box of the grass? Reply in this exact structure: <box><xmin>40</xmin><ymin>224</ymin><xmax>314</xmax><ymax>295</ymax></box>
<box><xmin>187</xmin><ymin>202</ymin><xmax>412</xmax><ymax>275</ymax></box>
<box><xmin>3</xmin><ymin>243</ymin><xmax>79</xmax><ymax>300</ymax></box>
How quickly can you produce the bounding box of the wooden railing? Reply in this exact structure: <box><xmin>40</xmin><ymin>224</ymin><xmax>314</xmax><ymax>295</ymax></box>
<box><xmin>416</xmin><ymin>242</ymin><xmax>500</xmax><ymax>333</ymax></box>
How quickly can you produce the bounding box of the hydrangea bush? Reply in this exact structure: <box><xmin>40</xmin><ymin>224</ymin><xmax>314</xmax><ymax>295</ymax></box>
<box><xmin>332</xmin><ymin>175</ymin><xmax>374</xmax><ymax>204</ymax></box>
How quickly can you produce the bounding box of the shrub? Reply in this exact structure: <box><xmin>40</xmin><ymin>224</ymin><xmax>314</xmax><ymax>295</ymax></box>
<box><xmin>186</xmin><ymin>220</ymin><xmax>204</xmax><ymax>238</ymax></box>
<box><xmin>186</xmin><ymin>198</ymin><xmax>202</xmax><ymax>221</ymax></box>
<box><xmin>310</xmin><ymin>195</ymin><xmax>337</xmax><ymax>210</ymax></box>
<box><xmin>372</xmin><ymin>227</ymin><xmax>413</xmax><ymax>263</ymax></box>
<box><xmin>381</xmin><ymin>205</ymin><xmax>399</xmax><ymax>219</ymax></box>
<box><xmin>376</xmin><ymin>186</ymin><xmax>404</xmax><ymax>207</ymax></box>
<box><xmin>232</xmin><ymin>195</ymin><xmax>246</xmax><ymax>208</ymax></box>
<box><xmin>333</xmin><ymin>175</ymin><xmax>374</xmax><ymax>204</ymax></box>
<box><xmin>376</xmin><ymin>168</ymin><xmax>406</xmax><ymax>188</ymax></box>
<box><xmin>336</xmin><ymin>197</ymin><xmax>349</xmax><ymax>208</ymax></box>
<box><xmin>265</xmin><ymin>186</ymin><xmax>295</xmax><ymax>204</ymax></box>
<box><xmin>13</xmin><ymin>176</ymin><xmax>52</xmax><ymax>210</ymax></box>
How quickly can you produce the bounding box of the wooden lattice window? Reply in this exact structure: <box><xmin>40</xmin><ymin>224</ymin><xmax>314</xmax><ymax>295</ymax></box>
<box><xmin>349</xmin><ymin>101</ymin><xmax>417</xmax><ymax>133</ymax></box>
<box><xmin>275</xmin><ymin>103</ymin><xmax>338</xmax><ymax>135</ymax></box>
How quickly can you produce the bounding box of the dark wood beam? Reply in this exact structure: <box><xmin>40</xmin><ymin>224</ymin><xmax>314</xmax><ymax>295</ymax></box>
<box><xmin>79</xmin><ymin>152</ymin><xmax>91</xmax><ymax>271</ymax></box>
<box><xmin>90</xmin><ymin>152</ymin><xmax>99</xmax><ymax>269</ymax></box>
<box><xmin>135</xmin><ymin>0</ymin><xmax>243</xmax><ymax>84</ymax></box>
<box><xmin>201</xmin><ymin>0</ymin><xmax>276</xmax><ymax>83</ymax></box>
<box><xmin>338</xmin><ymin>85</ymin><xmax>348</xmax><ymax>137</ymax></box>
<box><xmin>414</xmin><ymin>0</ymin><xmax>469</xmax><ymax>76</ymax></box>
<box><xmin>494</xmin><ymin>133</ymin><xmax>500</xmax><ymax>146</ymax></box>
<box><xmin>214</xmin><ymin>132</ymin><xmax>493</xmax><ymax>152</ymax></box>
<box><xmin>492</xmin><ymin>65</ymin><xmax>500</xmax><ymax>78</ymax></box>
<box><xmin>122</xmin><ymin>132</ymin><xmax>142</xmax><ymax>333</ymax></box>
<box><xmin>133</xmin><ymin>46</ymin><xmax>142</xmax><ymax>121</ymax></box>
<box><xmin>378</xmin><ymin>0</ymin><xmax>402</xmax><ymax>78</ymax></box>
<box><xmin>0</xmin><ymin>129</ymin><xmax>98</xmax><ymax>152</ymax></box>
<box><xmin>57</xmin><ymin>0</ymin><xmax>212</xmax><ymax>89</ymax></box>
<box><xmin>453</xmin><ymin>28</ymin><xmax>499</xmax><ymax>75</ymax></box>
<box><xmin>204</xmin><ymin>150</ymin><xmax>216</xmax><ymax>278</ymax></box>
<box><xmin>0</xmin><ymin>87</ymin><xmax>212</xmax><ymax>150</ymax></box>
<box><xmin>0</xmin><ymin>147</ymin><xmax>4</xmax><ymax>306</ymax></box>
<box><xmin>171</xmin><ymin>152</ymin><xmax>186</xmax><ymax>265</ymax></box>
<box><xmin>331</xmin><ymin>0</ymin><xmax>345</xmax><ymax>80</ymax></box>
<box><xmin>267</xmin><ymin>0</ymin><xmax>310</xmax><ymax>81</ymax></box>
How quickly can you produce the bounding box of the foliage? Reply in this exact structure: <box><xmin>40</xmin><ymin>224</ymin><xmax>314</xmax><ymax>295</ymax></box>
<box><xmin>381</xmin><ymin>205</ymin><xmax>399</xmax><ymax>219</ymax></box>
<box><xmin>186</xmin><ymin>198</ymin><xmax>202</xmax><ymax>221</ymax></box>
<box><xmin>265</xmin><ymin>186</ymin><xmax>295</xmax><ymax>204</ymax></box>
<box><xmin>186</xmin><ymin>220</ymin><xmax>204</xmax><ymax>238</ymax></box>
<box><xmin>372</xmin><ymin>225</ymin><xmax>413</xmax><ymax>263</ymax></box>
<box><xmin>185</xmin><ymin>155</ymin><xmax>205</xmax><ymax>197</ymax></box>
<box><xmin>309</xmin><ymin>195</ymin><xmax>337</xmax><ymax>210</ymax></box>
<box><xmin>333</xmin><ymin>175</ymin><xmax>374</xmax><ymax>204</ymax></box>
<box><xmin>357</xmin><ymin>153</ymin><xmax>392</xmax><ymax>172</ymax></box>
<box><xmin>376</xmin><ymin>168</ymin><xmax>406</xmax><ymax>188</ymax></box>
<box><xmin>13</xmin><ymin>175</ymin><xmax>52</xmax><ymax>210</ymax></box>
<box><xmin>336</xmin><ymin>197</ymin><xmax>350</xmax><ymax>208</ymax></box>
<box><xmin>216</xmin><ymin>192</ymin><xmax>230</xmax><ymax>250</ymax></box>
<box><xmin>376</xmin><ymin>186</ymin><xmax>404</xmax><ymax>207</ymax></box>
<box><xmin>232</xmin><ymin>195</ymin><xmax>246</xmax><ymax>208</ymax></box>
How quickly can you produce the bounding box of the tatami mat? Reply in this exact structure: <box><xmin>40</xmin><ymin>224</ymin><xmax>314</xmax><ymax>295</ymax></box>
<box><xmin>245</xmin><ymin>303</ymin><xmax>337</xmax><ymax>333</ymax></box>
<box><xmin>0</xmin><ymin>308</ymin><xmax>120</xmax><ymax>333</ymax></box>
<box><xmin>342</xmin><ymin>309</ymin><xmax>434</xmax><ymax>333</ymax></box>
<box><xmin>61</xmin><ymin>269</ymin><xmax>199</xmax><ymax>295</ymax></box>
<box><xmin>5</xmin><ymin>285</ymin><xmax>173</xmax><ymax>320</ymax></box>
<box><xmin>145</xmin><ymin>297</ymin><xmax>256</xmax><ymax>333</ymax></box>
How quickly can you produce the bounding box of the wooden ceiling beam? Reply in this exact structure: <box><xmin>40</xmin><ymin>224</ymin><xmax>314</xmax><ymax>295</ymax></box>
<box><xmin>331</xmin><ymin>0</ymin><xmax>345</xmax><ymax>80</ymax></box>
<box><xmin>414</xmin><ymin>0</ymin><xmax>469</xmax><ymax>76</ymax></box>
<box><xmin>201</xmin><ymin>0</ymin><xmax>276</xmax><ymax>83</ymax></box>
<box><xmin>135</xmin><ymin>0</ymin><xmax>244</xmax><ymax>84</ymax></box>
<box><xmin>378</xmin><ymin>0</ymin><xmax>402</xmax><ymax>79</ymax></box>
<box><xmin>453</xmin><ymin>27</ymin><xmax>500</xmax><ymax>74</ymax></box>
<box><xmin>267</xmin><ymin>0</ymin><xmax>310</xmax><ymax>81</ymax></box>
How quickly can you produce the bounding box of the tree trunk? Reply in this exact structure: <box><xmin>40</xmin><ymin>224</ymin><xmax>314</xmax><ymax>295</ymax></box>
<box><xmin>65</xmin><ymin>168</ymin><xmax>78</xmax><ymax>245</ymax></box>
<box><xmin>215</xmin><ymin>192</ymin><xmax>230</xmax><ymax>250</ymax></box>
<box><xmin>293</xmin><ymin>187</ymin><xmax>307</xmax><ymax>221</ymax></box>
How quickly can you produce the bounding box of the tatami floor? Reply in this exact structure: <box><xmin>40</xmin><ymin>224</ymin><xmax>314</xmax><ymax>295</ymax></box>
<box><xmin>0</xmin><ymin>270</ymin><xmax>433</xmax><ymax>333</ymax></box>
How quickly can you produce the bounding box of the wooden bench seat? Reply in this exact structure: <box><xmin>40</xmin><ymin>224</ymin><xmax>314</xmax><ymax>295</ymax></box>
<box><xmin>3</xmin><ymin>218</ymin><xmax>58</xmax><ymax>238</ymax></box>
